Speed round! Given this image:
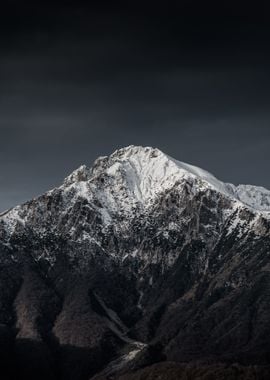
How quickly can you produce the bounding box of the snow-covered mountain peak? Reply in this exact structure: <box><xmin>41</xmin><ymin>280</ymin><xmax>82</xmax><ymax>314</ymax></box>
<box><xmin>1</xmin><ymin>144</ymin><xmax>270</xmax><ymax>263</ymax></box>
<box><xmin>60</xmin><ymin>145</ymin><xmax>270</xmax><ymax>215</ymax></box>
<box><xmin>1</xmin><ymin>146</ymin><xmax>270</xmax><ymax>379</ymax></box>
<box><xmin>60</xmin><ymin>146</ymin><xmax>222</xmax><ymax>218</ymax></box>
<box><xmin>85</xmin><ymin>145</ymin><xmax>226</xmax><ymax>205</ymax></box>
<box><xmin>90</xmin><ymin>145</ymin><xmax>230</xmax><ymax>195</ymax></box>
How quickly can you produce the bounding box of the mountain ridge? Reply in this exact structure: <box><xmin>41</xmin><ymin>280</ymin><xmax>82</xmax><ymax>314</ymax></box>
<box><xmin>0</xmin><ymin>145</ymin><xmax>269</xmax><ymax>379</ymax></box>
<box><xmin>63</xmin><ymin>145</ymin><xmax>270</xmax><ymax>213</ymax></box>
<box><xmin>1</xmin><ymin>145</ymin><xmax>270</xmax><ymax>219</ymax></box>
<box><xmin>1</xmin><ymin>145</ymin><xmax>270</xmax><ymax>242</ymax></box>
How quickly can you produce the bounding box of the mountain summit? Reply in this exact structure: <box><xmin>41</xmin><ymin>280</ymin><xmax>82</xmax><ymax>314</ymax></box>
<box><xmin>64</xmin><ymin>145</ymin><xmax>270</xmax><ymax>212</ymax></box>
<box><xmin>0</xmin><ymin>146</ymin><xmax>270</xmax><ymax>380</ymax></box>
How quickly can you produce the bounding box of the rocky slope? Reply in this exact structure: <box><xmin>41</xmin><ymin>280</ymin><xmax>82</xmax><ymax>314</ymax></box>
<box><xmin>0</xmin><ymin>145</ymin><xmax>270</xmax><ymax>380</ymax></box>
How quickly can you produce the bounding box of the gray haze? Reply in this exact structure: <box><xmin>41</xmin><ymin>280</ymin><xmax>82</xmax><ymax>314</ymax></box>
<box><xmin>0</xmin><ymin>3</ymin><xmax>270</xmax><ymax>211</ymax></box>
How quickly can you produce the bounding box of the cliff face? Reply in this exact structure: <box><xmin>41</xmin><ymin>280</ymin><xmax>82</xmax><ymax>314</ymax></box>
<box><xmin>0</xmin><ymin>146</ymin><xmax>270</xmax><ymax>380</ymax></box>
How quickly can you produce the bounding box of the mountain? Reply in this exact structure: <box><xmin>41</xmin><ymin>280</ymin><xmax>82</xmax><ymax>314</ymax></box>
<box><xmin>0</xmin><ymin>145</ymin><xmax>270</xmax><ymax>380</ymax></box>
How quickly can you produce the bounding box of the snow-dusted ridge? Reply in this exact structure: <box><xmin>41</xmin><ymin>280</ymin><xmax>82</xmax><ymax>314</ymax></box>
<box><xmin>62</xmin><ymin>145</ymin><xmax>270</xmax><ymax>215</ymax></box>
<box><xmin>1</xmin><ymin>146</ymin><xmax>270</xmax><ymax>379</ymax></box>
<box><xmin>1</xmin><ymin>145</ymin><xmax>270</xmax><ymax>238</ymax></box>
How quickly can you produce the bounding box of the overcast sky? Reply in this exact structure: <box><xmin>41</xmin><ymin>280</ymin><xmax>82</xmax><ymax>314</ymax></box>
<box><xmin>0</xmin><ymin>1</ymin><xmax>270</xmax><ymax>211</ymax></box>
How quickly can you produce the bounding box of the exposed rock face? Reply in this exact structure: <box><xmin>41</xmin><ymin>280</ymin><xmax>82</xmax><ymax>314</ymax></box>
<box><xmin>0</xmin><ymin>145</ymin><xmax>270</xmax><ymax>379</ymax></box>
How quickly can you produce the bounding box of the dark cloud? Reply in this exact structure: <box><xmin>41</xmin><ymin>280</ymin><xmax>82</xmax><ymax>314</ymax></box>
<box><xmin>0</xmin><ymin>1</ymin><xmax>270</xmax><ymax>210</ymax></box>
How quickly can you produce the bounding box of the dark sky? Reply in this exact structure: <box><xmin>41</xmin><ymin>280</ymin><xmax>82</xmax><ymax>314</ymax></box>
<box><xmin>0</xmin><ymin>1</ymin><xmax>270</xmax><ymax>211</ymax></box>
